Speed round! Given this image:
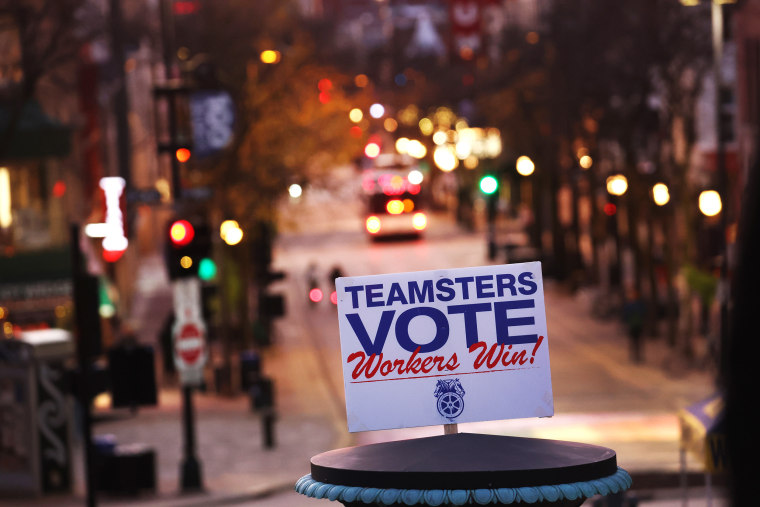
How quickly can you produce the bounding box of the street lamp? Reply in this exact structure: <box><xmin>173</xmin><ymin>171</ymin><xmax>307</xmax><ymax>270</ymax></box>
<box><xmin>516</xmin><ymin>156</ymin><xmax>535</xmax><ymax>176</ymax></box>
<box><xmin>699</xmin><ymin>189</ymin><xmax>723</xmax><ymax>216</ymax></box>
<box><xmin>652</xmin><ymin>183</ymin><xmax>671</xmax><ymax>206</ymax></box>
<box><xmin>395</xmin><ymin>137</ymin><xmax>410</xmax><ymax>154</ymax></box>
<box><xmin>369</xmin><ymin>103</ymin><xmax>385</xmax><ymax>119</ymax></box>
<box><xmin>259</xmin><ymin>50</ymin><xmax>281</xmax><ymax>64</ymax></box>
<box><xmin>220</xmin><ymin>220</ymin><xmax>244</xmax><ymax>246</ymax></box>
<box><xmin>406</xmin><ymin>139</ymin><xmax>427</xmax><ymax>159</ymax></box>
<box><xmin>680</xmin><ymin>0</ymin><xmax>735</xmax><ymax>380</ymax></box>
<box><xmin>433</xmin><ymin>145</ymin><xmax>459</xmax><ymax>172</ymax></box>
<box><xmin>606</xmin><ymin>174</ymin><xmax>628</xmax><ymax>196</ymax></box>
<box><xmin>349</xmin><ymin>108</ymin><xmax>363</xmax><ymax>123</ymax></box>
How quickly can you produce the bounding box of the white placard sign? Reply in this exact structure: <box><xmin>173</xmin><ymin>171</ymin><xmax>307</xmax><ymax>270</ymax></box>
<box><xmin>172</xmin><ymin>278</ymin><xmax>208</xmax><ymax>386</ymax></box>
<box><xmin>336</xmin><ymin>262</ymin><xmax>553</xmax><ymax>432</ymax></box>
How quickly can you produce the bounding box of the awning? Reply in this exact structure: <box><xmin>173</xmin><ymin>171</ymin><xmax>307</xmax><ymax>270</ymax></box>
<box><xmin>0</xmin><ymin>100</ymin><xmax>71</xmax><ymax>160</ymax></box>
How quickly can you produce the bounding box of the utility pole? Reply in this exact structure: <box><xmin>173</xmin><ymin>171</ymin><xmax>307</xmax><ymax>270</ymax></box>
<box><xmin>711</xmin><ymin>0</ymin><xmax>730</xmax><ymax>384</ymax></box>
<box><xmin>70</xmin><ymin>225</ymin><xmax>100</xmax><ymax>507</ymax></box>
<box><xmin>158</xmin><ymin>0</ymin><xmax>204</xmax><ymax>492</ymax></box>
<box><xmin>109</xmin><ymin>0</ymin><xmax>131</xmax><ymax>187</ymax></box>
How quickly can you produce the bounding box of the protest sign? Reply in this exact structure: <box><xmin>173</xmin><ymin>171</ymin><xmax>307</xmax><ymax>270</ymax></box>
<box><xmin>336</xmin><ymin>262</ymin><xmax>553</xmax><ymax>432</ymax></box>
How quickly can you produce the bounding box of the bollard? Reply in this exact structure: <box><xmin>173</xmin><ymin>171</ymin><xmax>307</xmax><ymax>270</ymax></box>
<box><xmin>262</xmin><ymin>409</ymin><xmax>276</xmax><ymax>449</ymax></box>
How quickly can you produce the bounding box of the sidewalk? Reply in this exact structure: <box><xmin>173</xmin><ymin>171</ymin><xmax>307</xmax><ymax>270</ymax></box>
<box><xmin>11</xmin><ymin>390</ymin><xmax>343</xmax><ymax>506</ymax></box>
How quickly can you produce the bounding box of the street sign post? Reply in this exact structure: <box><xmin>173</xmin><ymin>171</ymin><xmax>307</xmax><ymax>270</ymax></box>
<box><xmin>335</xmin><ymin>261</ymin><xmax>553</xmax><ymax>432</ymax></box>
<box><xmin>172</xmin><ymin>278</ymin><xmax>207</xmax><ymax>387</ymax></box>
<box><xmin>171</xmin><ymin>276</ymin><xmax>206</xmax><ymax>491</ymax></box>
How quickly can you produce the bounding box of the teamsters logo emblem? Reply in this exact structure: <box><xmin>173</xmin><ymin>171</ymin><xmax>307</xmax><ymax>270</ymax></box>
<box><xmin>434</xmin><ymin>379</ymin><xmax>465</xmax><ymax>420</ymax></box>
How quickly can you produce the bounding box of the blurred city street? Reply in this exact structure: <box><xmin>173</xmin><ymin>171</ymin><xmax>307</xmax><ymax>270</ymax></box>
<box><xmin>3</xmin><ymin>0</ymin><xmax>752</xmax><ymax>505</ymax></box>
<box><xmin>11</xmin><ymin>202</ymin><xmax>721</xmax><ymax>506</ymax></box>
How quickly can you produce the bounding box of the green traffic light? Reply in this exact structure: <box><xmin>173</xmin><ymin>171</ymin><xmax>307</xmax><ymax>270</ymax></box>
<box><xmin>480</xmin><ymin>175</ymin><xmax>499</xmax><ymax>195</ymax></box>
<box><xmin>198</xmin><ymin>257</ymin><xmax>217</xmax><ymax>281</ymax></box>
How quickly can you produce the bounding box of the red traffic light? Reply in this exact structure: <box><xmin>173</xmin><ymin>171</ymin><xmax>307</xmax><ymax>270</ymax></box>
<box><xmin>170</xmin><ymin>220</ymin><xmax>195</xmax><ymax>246</ymax></box>
<box><xmin>318</xmin><ymin>78</ymin><xmax>332</xmax><ymax>92</ymax></box>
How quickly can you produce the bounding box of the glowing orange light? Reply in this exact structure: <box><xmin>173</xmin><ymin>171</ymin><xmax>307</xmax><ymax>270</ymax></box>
<box><xmin>260</xmin><ymin>50</ymin><xmax>280</xmax><ymax>64</ymax></box>
<box><xmin>366</xmin><ymin>216</ymin><xmax>381</xmax><ymax>234</ymax></box>
<box><xmin>386</xmin><ymin>200</ymin><xmax>404</xmax><ymax>215</ymax></box>
<box><xmin>175</xmin><ymin>148</ymin><xmax>191</xmax><ymax>163</ymax></box>
<box><xmin>403</xmin><ymin>199</ymin><xmax>415</xmax><ymax>212</ymax></box>
<box><xmin>412</xmin><ymin>212</ymin><xmax>427</xmax><ymax>231</ymax></box>
<box><xmin>355</xmin><ymin>74</ymin><xmax>369</xmax><ymax>88</ymax></box>
<box><xmin>309</xmin><ymin>288</ymin><xmax>323</xmax><ymax>303</ymax></box>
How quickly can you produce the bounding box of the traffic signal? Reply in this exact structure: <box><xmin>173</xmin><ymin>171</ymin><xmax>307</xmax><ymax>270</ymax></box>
<box><xmin>479</xmin><ymin>175</ymin><xmax>499</xmax><ymax>195</ymax></box>
<box><xmin>166</xmin><ymin>218</ymin><xmax>213</xmax><ymax>280</ymax></box>
<box><xmin>175</xmin><ymin>147</ymin><xmax>191</xmax><ymax>163</ymax></box>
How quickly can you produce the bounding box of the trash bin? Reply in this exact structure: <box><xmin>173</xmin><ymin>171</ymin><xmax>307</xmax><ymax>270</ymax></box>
<box><xmin>0</xmin><ymin>329</ymin><xmax>74</xmax><ymax>496</ymax></box>
<box><xmin>93</xmin><ymin>434</ymin><xmax>156</xmax><ymax>495</ymax></box>
<box><xmin>108</xmin><ymin>343</ymin><xmax>158</xmax><ymax>408</ymax></box>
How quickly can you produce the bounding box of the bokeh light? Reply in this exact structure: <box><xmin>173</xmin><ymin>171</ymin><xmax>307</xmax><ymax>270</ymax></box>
<box><xmin>260</xmin><ymin>50</ymin><xmax>281</xmax><ymax>64</ymax></box>
<box><xmin>407</xmin><ymin>169</ymin><xmax>423</xmax><ymax>185</ymax></box>
<box><xmin>463</xmin><ymin>156</ymin><xmax>479</xmax><ymax>169</ymax></box>
<box><xmin>349</xmin><ymin>108</ymin><xmax>363</xmax><ymax>123</ymax></box>
<box><xmin>516</xmin><ymin>156</ymin><xmax>535</xmax><ymax>176</ymax></box>
<box><xmin>309</xmin><ymin>288</ymin><xmax>324</xmax><ymax>303</ymax></box>
<box><xmin>369</xmin><ymin>103</ymin><xmax>385</xmax><ymax>119</ymax></box>
<box><xmin>419</xmin><ymin>118</ymin><xmax>434</xmax><ymax>135</ymax></box>
<box><xmin>652</xmin><ymin>183</ymin><xmax>670</xmax><ymax>206</ymax></box>
<box><xmin>364</xmin><ymin>142</ymin><xmax>381</xmax><ymax>158</ymax></box>
<box><xmin>412</xmin><ymin>213</ymin><xmax>427</xmax><ymax>231</ymax></box>
<box><xmin>406</xmin><ymin>140</ymin><xmax>427</xmax><ymax>159</ymax></box>
<box><xmin>386</xmin><ymin>200</ymin><xmax>404</xmax><ymax>214</ymax></box>
<box><xmin>220</xmin><ymin>220</ymin><xmax>244</xmax><ymax>246</ymax></box>
<box><xmin>354</xmin><ymin>74</ymin><xmax>369</xmax><ymax>87</ymax></box>
<box><xmin>366</xmin><ymin>216</ymin><xmax>381</xmax><ymax>234</ymax></box>
<box><xmin>699</xmin><ymin>190</ymin><xmax>722</xmax><ymax>217</ymax></box>
<box><xmin>479</xmin><ymin>176</ymin><xmax>499</xmax><ymax>195</ymax></box>
<box><xmin>384</xmin><ymin>118</ymin><xmax>398</xmax><ymax>132</ymax></box>
<box><xmin>433</xmin><ymin>145</ymin><xmax>458</xmax><ymax>172</ymax></box>
<box><xmin>606</xmin><ymin>174</ymin><xmax>628</xmax><ymax>196</ymax></box>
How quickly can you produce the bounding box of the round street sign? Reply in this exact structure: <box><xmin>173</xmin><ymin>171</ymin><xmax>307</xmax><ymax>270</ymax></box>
<box><xmin>174</xmin><ymin>322</ymin><xmax>205</xmax><ymax>368</ymax></box>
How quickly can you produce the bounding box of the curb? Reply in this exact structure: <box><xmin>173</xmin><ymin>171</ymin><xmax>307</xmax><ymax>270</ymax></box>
<box><xmin>628</xmin><ymin>470</ymin><xmax>725</xmax><ymax>491</ymax></box>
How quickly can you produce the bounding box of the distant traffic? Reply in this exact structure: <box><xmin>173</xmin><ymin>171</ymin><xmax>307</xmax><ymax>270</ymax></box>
<box><xmin>362</xmin><ymin>154</ymin><xmax>427</xmax><ymax>239</ymax></box>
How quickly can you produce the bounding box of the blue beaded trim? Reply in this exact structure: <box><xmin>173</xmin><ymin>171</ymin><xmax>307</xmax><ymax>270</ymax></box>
<box><xmin>295</xmin><ymin>467</ymin><xmax>631</xmax><ymax>505</ymax></box>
